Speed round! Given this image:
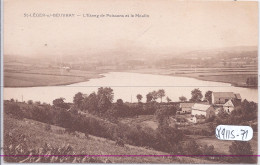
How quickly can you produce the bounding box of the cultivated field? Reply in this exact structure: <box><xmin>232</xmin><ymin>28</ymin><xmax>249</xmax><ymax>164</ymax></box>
<box><xmin>127</xmin><ymin>66</ymin><xmax>257</xmax><ymax>87</ymax></box>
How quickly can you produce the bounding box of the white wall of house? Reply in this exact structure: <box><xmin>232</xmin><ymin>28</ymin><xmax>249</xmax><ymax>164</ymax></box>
<box><xmin>191</xmin><ymin>110</ymin><xmax>206</xmax><ymax>116</ymax></box>
<box><xmin>181</xmin><ymin>107</ymin><xmax>191</xmax><ymax>114</ymax></box>
<box><xmin>223</xmin><ymin>106</ymin><xmax>234</xmax><ymax>113</ymax></box>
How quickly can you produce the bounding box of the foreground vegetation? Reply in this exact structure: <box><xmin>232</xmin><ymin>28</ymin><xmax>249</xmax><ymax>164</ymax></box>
<box><xmin>5</xmin><ymin>115</ymin><xmax>190</xmax><ymax>163</ymax></box>
<box><xmin>4</xmin><ymin>87</ymin><xmax>258</xmax><ymax>163</ymax></box>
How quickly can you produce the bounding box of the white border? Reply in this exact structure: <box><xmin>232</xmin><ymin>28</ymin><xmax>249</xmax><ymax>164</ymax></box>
<box><xmin>0</xmin><ymin>0</ymin><xmax>259</xmax><ymax>165</ymax></box>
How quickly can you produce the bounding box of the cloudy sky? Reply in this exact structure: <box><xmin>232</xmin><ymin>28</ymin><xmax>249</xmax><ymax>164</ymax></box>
<box><xmin>4</xmin><ymin>0</ymin><xmax>258</xmax><ymax>57</ymax></box>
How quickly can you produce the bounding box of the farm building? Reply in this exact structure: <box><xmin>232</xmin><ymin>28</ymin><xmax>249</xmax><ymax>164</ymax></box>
<box><xmin>179</xmin><ymin>103</ymin><xmax>195</xmax><ymax>114</ymax></box>
<box><xmin>212</xmin><ymin>92</ymin><xmax>241</xmax><ymax>105</ymax></box>
<box><xmin>179</xmin><ymin>101</ymin><xmax>209</xmax><ymax>114</ymax></box>
<box><xmin>191</xmin><ymin>103</ymin><xmax>215</xmax><ymax>119</ymax></box>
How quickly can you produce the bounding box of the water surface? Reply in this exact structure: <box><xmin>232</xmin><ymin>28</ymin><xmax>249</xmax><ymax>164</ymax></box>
<box><xmin>4</xmin><ymin>72</ymin><xmax>258</xmax><ymax>103</ymax></box>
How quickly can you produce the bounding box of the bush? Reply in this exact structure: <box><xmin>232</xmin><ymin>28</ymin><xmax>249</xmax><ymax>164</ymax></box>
<box><xmin>4</xmin><ymin>102</ymin><xmax>24</xmax><ymax>119</ymax></box>
<box><xmin>229</xmin><ymin>141</ymin><xmax>255</xmax><ymax>163</ymax></box>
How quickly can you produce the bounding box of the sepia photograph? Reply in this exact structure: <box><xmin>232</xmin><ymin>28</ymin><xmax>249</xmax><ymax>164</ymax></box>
<box><xmin>2</xmin><ymin>0</ymin><xmax>259</xmax><ymax>164</ymax></box>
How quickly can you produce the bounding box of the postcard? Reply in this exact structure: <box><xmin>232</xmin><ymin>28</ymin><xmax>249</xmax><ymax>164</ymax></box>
<box><xmin>1</xmin><ymin>0</ymin><xmax>258</xmax><ymax>164</ymax></box>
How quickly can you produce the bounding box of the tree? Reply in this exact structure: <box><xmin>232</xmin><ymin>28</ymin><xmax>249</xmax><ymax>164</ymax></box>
<box><xmin>27</xmin><ymin>100</ymin><xmax>33</xmax><ymax>104</ymax></box>
<box><xmin>190</xmin><ymin>88</ymin><xmax>203</xmax><ymax>102</ymax></box>
<box><xmin>97</xmin><ymin>87</ymin><xmax>114</xmax><ymax>113</ymax></box>
<box><xmin>166</xmin><ymin>96</ymin><xmax>171</xmax><ymax>103</ymax></box>
<box><xmin>97</xmin><ymin>87</ymin><xmax>114</xmax><ymax>102</ymax></box>
<box><xmin>155</xmin><ymin>107</ymin><xmax>170</xmax><ymax>126</ymax></box>
<box><xmin>136</xmin><ymin>94</ymin><xmax>143</xmax><ymax>103</ymax></box>
<box><xmin>179</xmin><ymin>96</ymin><xmax>187</xmax><ymax>102</ymax></box>
<box><xmin>82</xmin><ymin>92</ymin><xmax>98</xmax><ymax>113</ymax></box>
<box><xmin>73</xmin><ymin>92</ymin><xmax>84</xmax><ymax>108</ymax></box>
<box><xmin>157</xmin><ymin>89</ymin><xmax>165</xmax><ymax>102</ymax></box>
<box><xmin>146</xmin><ymin>93</ymin><xmax>153</xmax><ymax>103</ymax></box>
<box><xmin>151</xmin><ymin>91</ymin><xmax>159</xmax><ymax>102</ymax></box>
<box><xmin>53</xmin><ymin>98</ymin><xmax>69</xmax><ymax>109</ymax></box>
<box><xmin>204</xmin><ymin>91</ymin><xmax>212</xmax><ymax>104</ymax></box>
<box><xmin>229</xmin><ymin>141</ymin><xmax>255</xmax><ymax>163</ymax></box>
<box><xmin>116</xmin><ymin>99</ymin><xmax>124</xmax><ymax>106</ymax></box>
<box><xmin>97</xmin><ymin>95</ymin><xmax>111</xmax><ymax>113</ymax></box>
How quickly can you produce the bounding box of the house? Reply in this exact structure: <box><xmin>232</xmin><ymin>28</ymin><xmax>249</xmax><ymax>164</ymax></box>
<box><xmin>191</xmin><ymin>103</ymin><xmax>215</xmax><ymax>119</ymax></box>
<box><xmin>179</xmin><ymin>101</ymin><xmax>209</xmax><ymax>114</ymax></box>
<box><xmin>223</xmin><ymin>99</ymin><xmax>239</xmax><ymax>113</ymax></box>
<box><xmin>212</xmin><ymin>92</ymin><xmax>241</xmax><ymax>105</ymax></box>
<box><xmin>179</xmin><ymin>103</ymin><xmax>195</xmax><ymax>114</ymax></box>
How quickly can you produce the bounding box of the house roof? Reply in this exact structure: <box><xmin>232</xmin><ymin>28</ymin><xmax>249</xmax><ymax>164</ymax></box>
<box><xmin>192</xmin><ymin>104</ymin><xmax>212</xmax><ymax>111</ymax></box>
<box><xmin>212</xmin><ymin>92</ymin><xmax>236</xmax><ymax>98</ymax></box>
<box><xmin>180</xmin><ymin>101</ymin><xmax>208</xmax><ymax>108</ymax></box>
<box><xmin>180</xmin><ymin>103</ymin><xmax>195</xmax><ymax>108</ymax></box>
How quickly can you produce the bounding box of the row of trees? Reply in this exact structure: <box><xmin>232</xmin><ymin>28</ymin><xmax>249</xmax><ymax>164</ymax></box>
<box><xmin>51</xmin><ymin>88</ymin><xmax>211</xmax><ymax>111</ymax></box>
<box><xmin>136</xmin><ymin>88</ymin><xmax>212</xmax><ymax>104</ymax></box>
<box><xmin>180</xmin><ymin>89</ymin><xmax>212</xmax><ymax>103</ymax></box>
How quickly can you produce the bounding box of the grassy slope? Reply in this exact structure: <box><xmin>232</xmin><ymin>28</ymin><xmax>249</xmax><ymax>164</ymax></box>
<box><xmin>4</xmin><ymin>115</ymin><xmax>221</xmax><ymax>163</ymax></box>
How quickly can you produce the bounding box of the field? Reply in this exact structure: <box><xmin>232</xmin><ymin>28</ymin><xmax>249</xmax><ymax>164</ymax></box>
<box><xmin>120</xmin><ymin>115</ymin><xmax>158</xmax><ymax>130</ymax></box>
<box><xmin>4</xmin><ymin>67</ymin><xmax>105</xmax><ymax>87</ymax></box>
<box><xmin>4</xmin><ymin>114</ymin><xmax>220</xmax><ymax>163</ymax></box>
<box><xmin>4</xmin><ymin>57</ymin><xmax>257</xmax><ymax>88</ymax></box>
<box><xmin>127</xmin><ymin>66</ymin><xmax>258</xmax><ymax>87</ymax></box>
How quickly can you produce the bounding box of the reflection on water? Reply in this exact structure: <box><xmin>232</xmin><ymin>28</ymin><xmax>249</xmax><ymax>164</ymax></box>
<box><xmin>4</xmin><ymin>72</ymin><xmax>258</xmax><ymax>104</ymax></box>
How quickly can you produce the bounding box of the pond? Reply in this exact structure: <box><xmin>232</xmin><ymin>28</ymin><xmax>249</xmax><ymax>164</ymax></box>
<box><xmin>4</xmin><ymin>72</ymin><xmax>258</xmax><ymax>103</ymax></box>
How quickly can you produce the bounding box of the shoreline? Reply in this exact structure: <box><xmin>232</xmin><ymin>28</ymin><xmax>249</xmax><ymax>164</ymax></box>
<box><xmin>123</xmin><ymin>69</ymin><xmax>258</xmax><ymax>89</ymax></box>
<box><xmin>4</xmin><ymin>70</ymin><xmax>257</xmax><ymax>89</ymax></box>
<box><xmin>4</xmin><ymin>71</ymin><xmax>106</xmax><ymax>88</ymax></box>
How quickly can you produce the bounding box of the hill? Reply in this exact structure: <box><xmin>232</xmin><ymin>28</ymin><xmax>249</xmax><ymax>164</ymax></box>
<box><xmin>4</xmin><ymin>114</ymin><xmax>220</xmax><ymax>163</ymax></box>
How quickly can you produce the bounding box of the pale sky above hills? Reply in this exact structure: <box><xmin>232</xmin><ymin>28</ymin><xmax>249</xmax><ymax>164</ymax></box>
<box><xmin>4</xmin><ymin>0</ymin><xmax>258</xmax><ymax>57</ymax></box>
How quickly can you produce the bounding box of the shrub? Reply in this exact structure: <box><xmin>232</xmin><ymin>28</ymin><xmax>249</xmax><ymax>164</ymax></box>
<box><xmin>229</xmin><ymin>141</ymin><xmax>255</xmax><ymax>163</ymax></box>
<box><xmin>4</xmin><ymin>102</ymin><xmax>24</xmax><ymax>119</ymax></box>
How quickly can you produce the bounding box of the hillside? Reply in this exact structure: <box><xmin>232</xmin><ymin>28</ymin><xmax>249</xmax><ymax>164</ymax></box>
<box><xmin>4</xmin><ymin>114</ymin><xmax>220</xmax><ymax>163</ymax></box>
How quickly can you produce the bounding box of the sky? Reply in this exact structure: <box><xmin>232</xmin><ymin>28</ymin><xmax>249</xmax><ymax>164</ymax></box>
<box><xmin>4</xmin><ymin>0</ymin><xmax>258</xmax><ymax>57</ymax></box>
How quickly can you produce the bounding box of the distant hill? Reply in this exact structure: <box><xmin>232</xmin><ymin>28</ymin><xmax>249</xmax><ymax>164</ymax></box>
<box><xmin>4</xmin><ymin>46</ymin><xmax>257</xmax><ymax>67</ymax></box>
